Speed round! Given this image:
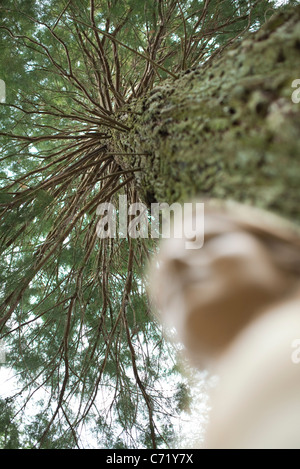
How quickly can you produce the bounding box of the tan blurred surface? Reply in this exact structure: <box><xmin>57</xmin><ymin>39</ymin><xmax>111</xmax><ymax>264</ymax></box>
<box><xmin>149</xmin><ymin>201</ymin><xmax>300</xmax><ymax>449</ymax></box>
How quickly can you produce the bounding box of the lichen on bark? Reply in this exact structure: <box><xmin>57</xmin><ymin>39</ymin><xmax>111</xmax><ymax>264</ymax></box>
<box><xmin>114</xmin><ymin>6</ymin><xmax>300</xmax><ymax>223</ymax></box>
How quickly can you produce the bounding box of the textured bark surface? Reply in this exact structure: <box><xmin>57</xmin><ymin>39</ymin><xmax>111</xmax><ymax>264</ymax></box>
<box><xmin>114</xmin><ymin>6</ymin><xmax>300</xmax><ymax>223</ymax></box>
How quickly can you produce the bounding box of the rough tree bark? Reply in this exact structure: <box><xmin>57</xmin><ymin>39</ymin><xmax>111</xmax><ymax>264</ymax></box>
<box><xmin>114</xmin><ymin>6</ymin><xmax>300</xmax><ymax>223</ymax></box>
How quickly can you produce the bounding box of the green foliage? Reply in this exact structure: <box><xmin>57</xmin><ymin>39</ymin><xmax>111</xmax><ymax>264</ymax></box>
<box><xmin>175</xmin><ymin>382</ymin><xmax>192</xmax><ymax>414</ymax></box>
<box><xmin>0</xmin><ymin>399</ymin><xmax>21</xmax><ymax>449</ymax></box>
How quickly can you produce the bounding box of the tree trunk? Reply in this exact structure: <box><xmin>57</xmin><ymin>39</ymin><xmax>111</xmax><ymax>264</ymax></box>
<box><xmin>114</xmin><ymin>6</ymin><xmax>300</xmax><ymax>223</ymax></box>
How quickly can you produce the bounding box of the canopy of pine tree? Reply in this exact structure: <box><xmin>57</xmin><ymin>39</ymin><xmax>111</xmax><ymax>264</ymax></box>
<box><xmin>0</xmin><ymin>0</ymin><xmax>299</xmax><ymax>449</ymax></box>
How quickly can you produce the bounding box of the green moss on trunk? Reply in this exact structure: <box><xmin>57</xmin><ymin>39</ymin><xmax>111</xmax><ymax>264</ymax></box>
<box><xmin>114</xmin><ymin>6</ymin><xmax>300</xmax><ymax>222</ymax></box>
